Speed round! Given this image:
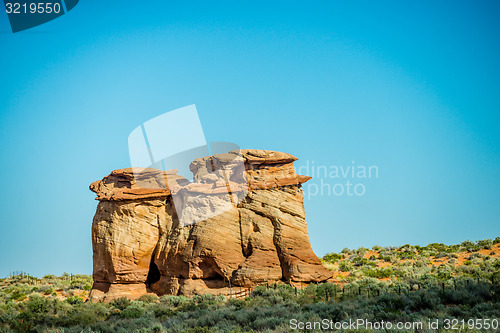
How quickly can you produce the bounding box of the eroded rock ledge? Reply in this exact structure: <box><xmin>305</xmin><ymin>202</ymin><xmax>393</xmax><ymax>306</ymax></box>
<box><xmin>89</xmin><ymin>149</ymin><xmax>331</xmax><ymax>302</ymax></box>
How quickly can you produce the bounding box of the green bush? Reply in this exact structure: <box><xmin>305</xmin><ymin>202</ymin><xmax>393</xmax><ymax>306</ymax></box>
<box><xmin>138</xmin><ymin>294</ymin><xmax>159</xmax><ymax>303</ymax></box>
<box><xmin>151</xmin><ymin>302</ymin><xmax>174</xmax><ymax>320</ymax></box>
<box><xmin>121</xmin><ymin>301</ymin><xmax>146</xmax><ymax>319</ymax></box>
<box><xmin>10</xmin><ymin>291</ymin><xmax>27</xmax><ymax>301</ymax></box>
<box><xmin>363</xmin><ymin>267</ymin><xmax>393</xmax><ymax>279</ymax></box>
<box><xmin>397</xmin><ymin>251</ymin><xmax>416</xmax><ymax>260</ymax></box>
<box><xmin>323</xmin><ymin>252</ymin><xmax>342</xmax><ymax>262</ymax></box>
<box><xmin>65</xmin><ymin>296</ymin><xmax>84</xmax><ymax>305</ymax></box>
<box><xmin>111</xmin><ymin>297</ymin><xmax>131</xmax><ymax>310</ymax></box>
<box><xmin>183</xmin><ymin>327</ymin><xmax>214</xmax><ymax>333</ymax></box>
<box><xmin>315</xmin><ymin>282</ymin><xmax>337</xmax><ymax>299</ymax></box>
<box><xmin>160</xmin><ymin>295</ymin><xmax>189</xmax><ymax>307</ymax></box>
<box><xmin>339</xmin><ymin>261</ymin><xmax>353</xmax><ymax>272</ymax></box>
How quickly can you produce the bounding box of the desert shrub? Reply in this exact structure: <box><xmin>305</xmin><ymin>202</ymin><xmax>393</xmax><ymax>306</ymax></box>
<box><xmin>355</xmin><ymin>247</ymin><xmax>369</xmax><ymax>256</ymax></box>
<box><xmin>226</xmin><ymin>298</ymin><xmax>246</xmax><ymax>309</ymax></box>
<box><xmin>397</xmin><ymin>251</ymin><xmax>416</xmax><ymax>260</ymax></box>
<box><xmin>250</xmin><ymin>284</ymin><xmax>296</xmax><ymax>304</ymax></box>
<box><xmin>111</xmin><ymin>297</ymin><xmax>131</xmax><ymax>310</ymax></box>
<box><xmin>347</xmin><ymin>254</ymin><xmax>359</xmax><ymax>261</ymax></box>
<box><xmin>477</xmin><ymin>239</ymin><xmax>493</xmax><ymax>249</ymax></box>
<box><xmin>195</xmin><ymin>294</ymin><xmax>220</xmax><ymax>308</ymax></box>
<box><xmin>323</xmin><ymin>252</ymin><xmax>342</xmax><ymax>262</ymax></box>
<box><xmin>471</xmin><ymin>258</ymin><xmax>483</xmax><ymax>265</ymax></box>
<box><xmin>65</xmin><ymin>295</ymin><xmax>83</xmax><ymax>305</ymax></box>
<box><xmin>138</xmin><ymin>294</ymin><xmax>159</xmax><ymax>303</ymax></box>
<box><xmin>10</xmin><ymin>291</ymin><xmax>27</xmax><ymax>301</ymax></box>
<box><xmin>461</xmin><ymin>240</ymin><xmax>481</xmax><ymax>252</ymax></box>
<box><xmin>55</xmin><ymin>302</ymin><xmax>103</xmax><ymax>328</ymax></box>
<box><xmin>26</xmin><ymin>294</ymin><xmax>52</xmax><ymax>314</ymax></box>
<box><xmin>467</xmin><ymin>252</ymin><xmax>485</xmax><ymax>260</ymax></box>
<box><xmin>14</xmin><ymin>294</ymin><xmax>55</xmax><ymax>329</ymax></box>
<box><xmin>150</xmin><ymin>302</ymin><xmax>174</xmax><ymax>320</ymax></box>
<box><xmin>378</xmin><ymin>254</ymin><xmax>390</xmax><ymax>262</ymax></box>
<box><xmin>63</xmin><ymin>290</ymin><xmax>75</xmax><ymax>297</ymax></box>
<box><xmin>183</xmin><ymin>327</ymin><xmax>214</xmax><ymax>333</ymax></box>
<box><xmin>103</xmin><ymin>316</ymin><xmax>163</xmax><ymax>332</ymax></box>
<box><xmin>315</xmin><ymin>283</ymin><xmax>336</xmax><ymax>299</ymax></box>
<box><xmin>160</xmin><ymin>295</ymin><xmax>189</xmax><ymax>307</ymax></box>
<box><xmin>458</xmin><ymin>264</ymin><xmax>480</xmax><ymax>277</ymax></box>
<box><xmin>427</xmin><ymin>243</ymin><xmax>450</xmax><ymax>253</ymax></box>
<box><xmin>175</xmin><ymin>299</ymin><xmax>199</xmax><ymax>312</ymax></box>
<box><xmin>436</xmin><ymin>264</ymin><xmax>453</xmax><ymax>280</ymax></box>
<box><xmin>434</xmin><ymin>252</ymin><xmax>448</xmax><ymax>259</ymax></box>
<box><xmin>339</xmin><ymin>260</ymin><xmax>353</xmax><ymax>272</ymax></box>
<box><xmin>363</xmin><ymin>267</ymin><xmax>393</xmax><ymax>279</ymax></box>
<box><xmin>351</xmin><ymin>256</ymin><xmax>376</xmax><ymax>267</ymax></box>
<box><xmin>413</xmin><ymin>259</ymin><xmax>428</xmax><ymax>268</ymax></box>
<box><xmin>121</xmin><ymin>301</ymin><xmax>146</xmax><ymax>319</ymax></box>
<box><xmin>442</xmin><ymin>282</ymin><xmax>494</xmax><ymax>307</ymax></box>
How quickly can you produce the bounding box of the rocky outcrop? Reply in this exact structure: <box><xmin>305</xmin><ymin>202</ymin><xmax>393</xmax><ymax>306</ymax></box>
<box><xmin>89</xmin><ymin>149</ymin><xmax>331</xmax><ymax>302</ymax></box>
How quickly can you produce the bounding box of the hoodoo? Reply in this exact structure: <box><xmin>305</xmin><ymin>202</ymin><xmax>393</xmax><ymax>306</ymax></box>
<box><xmin>89</xmin><ymin>149</ymin><xmax>332</xmax><ymax>302</ymax></box>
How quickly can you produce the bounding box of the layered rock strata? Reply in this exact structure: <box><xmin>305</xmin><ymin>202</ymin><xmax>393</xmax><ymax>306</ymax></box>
<box><xmin>89</xmin><ymin>149</ymin><xmax>331</xmax><ymax>301</ymax></box>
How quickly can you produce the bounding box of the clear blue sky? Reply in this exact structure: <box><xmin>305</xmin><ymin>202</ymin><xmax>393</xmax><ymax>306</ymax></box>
<box><xmin>0</xmin><ymin>1</ymin><xmax>499</xmax><ymax>277</ymax></box>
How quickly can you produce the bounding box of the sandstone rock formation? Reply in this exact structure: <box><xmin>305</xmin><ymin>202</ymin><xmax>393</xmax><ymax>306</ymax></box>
<box><xmin>89</xmin><ymin>149</ymin><xmax>331</xmax><ymax>302</ymax></box>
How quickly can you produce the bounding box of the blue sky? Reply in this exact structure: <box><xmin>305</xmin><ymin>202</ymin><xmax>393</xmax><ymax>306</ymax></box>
<box><xmin>0</xmin><ymin>1</ymin><xmax>499</xmax><ymax>277</ymax></box>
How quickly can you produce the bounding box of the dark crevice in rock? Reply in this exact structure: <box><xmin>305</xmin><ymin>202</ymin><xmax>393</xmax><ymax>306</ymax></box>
<box><xmin>268</xmin><ymin>215</ymin><xmax>288</xmax><ymax>281</ymax></box>
<box><xmin>146</xmin><ymin>256</ymin><xmax>161</xmax><ymax>286</ymax></box>
<box><xmin>253</xmin><ymin>222</ymin><xmax>260</xmax><ymax>232</ymax></box>
<box><xmin>243</xmin><ymin>240</ymin><xmax>253</xmax><ymax>258</ymax></box>
<box><xmin>238</xmin><ymin>210</ymin><xmax>247</xmax><ymax>258</ymax></box>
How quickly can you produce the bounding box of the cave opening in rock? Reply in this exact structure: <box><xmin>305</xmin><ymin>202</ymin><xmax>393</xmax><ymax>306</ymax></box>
<box><xmin>199</xmin><ymin>258</ymin><xmax>225</xmax><ymax>280</ymax></box>
<box><xmin>146</xmin><ymin>256</ymin><xmax>161</xmax><ymax>286</ymax></box>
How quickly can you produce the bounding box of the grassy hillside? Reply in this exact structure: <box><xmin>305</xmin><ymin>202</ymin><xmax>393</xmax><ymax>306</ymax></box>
<box><xmin>0</xmin><ymin>274</ymin><xmax>92</xmax><ymax>304</ymax></box>
<box><xmin>0</xmin><ymin>238</ymin><xmax>498</xmax><ymax>332</ymax></box>
<box><xmin>321</xmin><ymin>237</ymin><xmax>500</xmax><ymax>288</ymax></box>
